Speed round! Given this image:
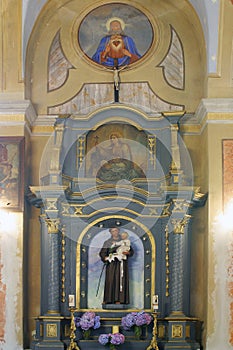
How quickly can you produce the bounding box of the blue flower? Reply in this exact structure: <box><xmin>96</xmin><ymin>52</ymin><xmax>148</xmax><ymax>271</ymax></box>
<box><xmin>110</xmin><ymin>333</ymin><xmax>125</xmax><ymax>345</ymax></box>
<box><xmin>121</xmin><ymin>311</ymin><xmax>152</xmax><ymax>330</ymax></box>
<box><xmin>75</xmin><ymin>311</ymin><xmax>101</xmax><ymax>331</ymax></box>
<box><xmin>94</xmin><ymin>315</ymin><xmax>101</xmax><ymax>329</ymax></box>
<box><xmin>98</xmin><ymin>333</ymin><xmax>125</xmax><ymax>346</ymax></box>
<box><xmin>98</xmin><ymin>333</ymin><xmax>110</xmax><ymax>345</ymax></box>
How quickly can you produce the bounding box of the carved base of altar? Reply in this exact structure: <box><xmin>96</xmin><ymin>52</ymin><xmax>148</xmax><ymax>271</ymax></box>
<box><xmin>65</xmin><ymin>340</ymin><xmax>152</xmax><ymax>349</ymax></box>
<box><xmin>159</xmin><ymin>341</ymin><xmax>200</xmax><ymax>350</ymax></box>
<box><xmin>31</xmin><ymin>316</ymin><xmax>66</xmax><ymax>350</ymax></box>
<box><xmin>32</xmin><ymin>341</ymin><xmax>65</xmax><ymax>350</ymax></box>
<box><xmin>31</xmin><ymin>315</ymin><xmax>202</xmax><ymax>350</ymax></box>
<box><xmin>157</xmin><ymin>316</ymin><xmax>202</xmax><ymax>350</ymax></box>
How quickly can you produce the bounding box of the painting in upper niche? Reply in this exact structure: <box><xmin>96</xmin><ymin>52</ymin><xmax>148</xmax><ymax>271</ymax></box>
<box><xmin>78</xmin><ymin>3</ymin><xmax>154</xmax><ymax>68</ymax></box>
<box><xmin>85</xmin><ymin>124</ymin><xmax>148</xmax><ymax>182</ymax></box>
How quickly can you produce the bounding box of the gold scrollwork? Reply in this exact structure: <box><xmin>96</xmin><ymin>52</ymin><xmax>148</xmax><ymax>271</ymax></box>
<box><xmin>146</xmin><ymin>312</ymin><xmax>159</xmax><ymax>350</ymax></box>
<box><xmin>76</xmin><ymin>135</ymin><xmax>86</xmax><ymax>169</ymax></box>
<box><xmin>171</xmin><ymin>215</ymin><xmax>191</xmax><ymax>234</ymax></box>
<box><xmin>46</xmin><ymin>324</ymin><xmax>57</xmax><ymax>337</ymax></box>
<box><xmin>193</xmin><ymin>186</ymin><xmax>205</xmax><ymax>200</ymax></box>
<box><xmin>148</xmin><ymin>136</ymin><xmax>156</xmax><ymax>169</ymax></box>
<box><xmin>172</xmin><ymin>324</ymin><xmax>183</xmax><ymax>338</ymax></box>
<box><xmin>45</xmin><ymin>218</ymin><xmax>60</xmax><ymax>233</ymax></box>
<box><xmin>68</xmin><ymin>310</ymin><xmax>80</xmax><ymax>350</ymax></box>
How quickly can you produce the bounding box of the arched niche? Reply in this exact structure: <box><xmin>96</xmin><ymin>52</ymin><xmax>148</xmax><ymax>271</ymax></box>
<box><xmin>75</xmin><ymin>216</ymin><xmax>156</xmax><ymax>311</ymax></box>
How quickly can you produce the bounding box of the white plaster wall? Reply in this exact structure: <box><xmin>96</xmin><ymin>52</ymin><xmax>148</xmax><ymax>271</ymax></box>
<box><xmin>0</xmin><ymin>211</ymin><xmax>23</xmax><ymax>350</ymax></box>
<box><xmin>204</xmin><ymin>117</ymin><xmax>233</xmax><ymax>350</ymax></box>
<box><xmin>206</xmin><ymin>214</ymin><xmax>233</xmax><ymax>350</ymax></box>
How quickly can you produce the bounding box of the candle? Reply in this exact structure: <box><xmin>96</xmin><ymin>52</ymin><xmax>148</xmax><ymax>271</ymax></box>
<box><xmin>68</xmin><ymin>294</ymin><xmax>75</xmax><ymax>307</ymax></box>
<box><xmin>152</xmin><ymin>294</ymin><xmax>159</xmax><ymax>311</ymax></box>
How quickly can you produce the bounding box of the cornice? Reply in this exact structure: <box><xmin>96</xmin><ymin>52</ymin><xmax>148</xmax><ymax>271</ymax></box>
<box><xmin>31</xmin><ymin>115</ymin><xmax>57</xmax><ymax>135</ymax></box>
<box><xmin>0</xmin><ymin>98</ymin><xmax>58</xmax><ymax>135</ymax></box>
<box><xmin>0</xmin><ymin>98</ymin><xmax>37</xmax><ymax>127</ymax></box>
<box><xmin>179</xmin><ymin>98</ymin><xmax>233</xmax><ymax>135</ymax></box>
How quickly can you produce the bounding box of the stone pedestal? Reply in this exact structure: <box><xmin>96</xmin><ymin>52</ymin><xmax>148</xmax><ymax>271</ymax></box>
<box><xmin>32</xmin><ymin>316</ymin><xmax>65</xmax><ymax>350</ymax></box>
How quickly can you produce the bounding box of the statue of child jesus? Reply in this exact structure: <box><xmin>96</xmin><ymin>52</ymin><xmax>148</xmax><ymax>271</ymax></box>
<box><xmin>107</xmin><ymin>231</ymin><xmax>131</xmax><ymax>262</ymax></box>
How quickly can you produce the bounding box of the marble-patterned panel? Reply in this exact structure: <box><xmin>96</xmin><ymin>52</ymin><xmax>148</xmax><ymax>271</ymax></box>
<box><xmin>48</xmin><ymin>82</ymin><xmax>183</xmax><ymax>115</ymax></box>
<box><xmin>48</xmin><ymin>32</ymin><xmax>73</xmax><ymax>91</ymax></box>
<box><xmin>159</xmin><ymin>28</ymin><xmax>184</xmax><ymax>90</ymax></box>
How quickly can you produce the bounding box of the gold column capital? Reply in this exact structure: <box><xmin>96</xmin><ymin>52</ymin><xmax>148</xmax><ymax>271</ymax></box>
<box><xmin>45</xmin><ymin>218</ymin><xmax>60</xmax><ymax>233</ymax></box>
<box><xmin>171</xmin><ymin>215</ymin><xmax>192</xmax><ymax>234</ymax></box>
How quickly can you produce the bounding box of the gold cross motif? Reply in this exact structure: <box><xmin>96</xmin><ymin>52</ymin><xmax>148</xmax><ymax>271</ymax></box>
<box><xmin>74</xmin><ymin>206</ymin><xmax>83</xmax><ymax>215</ymax></box>
<box><xmin>149</xmin><ymin>207</ymin><xmax>158</xmax><ymax>215</ymax></box>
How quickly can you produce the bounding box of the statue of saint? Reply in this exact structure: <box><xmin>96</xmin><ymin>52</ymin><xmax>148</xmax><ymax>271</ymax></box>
<box><xmin>99</xmin><ymin>228</ymin><xmax>134</xmax><ymax>304</ymax></box>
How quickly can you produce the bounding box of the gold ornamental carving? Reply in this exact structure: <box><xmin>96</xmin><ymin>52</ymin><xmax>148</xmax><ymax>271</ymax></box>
<box><xmin>172</xmin><ymin>324</ymin><xmax>183</xmax><ymax>338</ymax></box>
<box><xmin>46</xmin><ymin>324</ymin><xmax>58</xmax><ymax>337</ymax></box>
<box><xmin>68</xmin><ymin>309</ymin><xmax>80</xmax><ymax>350</ymax></box>
<box><xmin>146</xmin><ymin>312</ymin><xmax>159</xmax><ymax>350</ymax></box>
<box><xmin>165</xmin><ymin>224</ymin><xmax>170</xmax><ymax>296</ymax></box>
<box><xmin>45</xmin><ymin>218</ymin><xmax>60</xmax><ymax>233</ymax></box>
<box><xmin>45</xmin><ymin>198</ymin><xmax>58</xmax><ymax>210</ymax></box>
<box><xmin>171</xmin><ymin>215</ymin><xmax>191</xmax><ymax>234</ymax></box>
<box><xmin>74</xmin><ymin>206</ymin><xmax>83</xmax><ymax>215</ymax></box>
<box><xmin>61</xmin><ymin>226</ymin><xmax>66</xmax><ymax>303</ymax></box>
<box><xmin>148</xmin><ymin>136</ymin><xmax>156</xmax><ymax>169</ymax></box>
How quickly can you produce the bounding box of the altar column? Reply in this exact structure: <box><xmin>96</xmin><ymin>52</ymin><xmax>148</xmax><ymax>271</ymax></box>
<box><xmin>30</xmin><ymin>189</ymin><xmax>67</xmax><ymax>350</ymax></box>
<box><xmin>161</xmin><ymin>212</ymin><xmax>200</xmax><ymax>350</ymax></box>
<box><xmin>44</xmin><ymin>216</ymin><xmax>61</xmax><ymax>314</ymax></box>
<box><xmin>169</xmin><ymin>214</ymin><xmax>191</xmax><ymax>314</ymax></box>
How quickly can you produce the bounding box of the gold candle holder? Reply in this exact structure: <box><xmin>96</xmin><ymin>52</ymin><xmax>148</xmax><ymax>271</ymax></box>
<box><xmin>68</xmin><ymin>309</ymin><xmax>80</xmax><ymax>350</ymax></box>
<box><xmin>146</xmin><ymin>312</ymin><xmax>159</xmax><ymax>350</ymax></box>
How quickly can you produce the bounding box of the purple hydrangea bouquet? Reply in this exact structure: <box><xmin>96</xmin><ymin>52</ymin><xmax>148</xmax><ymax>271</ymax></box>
<box><xmin>121</xmin><ymin>311</ymin><xmax>152</xmax><ymax>339</ymax></box>
<box><xmin>75</xmin><ymin>311</ymin><xmax>100</xmax><ymax>339</ymax></box>
<box><xmin>98</xmin><ymin>333</ymin><xmax>125</xmax><ymax>350</ymax></box>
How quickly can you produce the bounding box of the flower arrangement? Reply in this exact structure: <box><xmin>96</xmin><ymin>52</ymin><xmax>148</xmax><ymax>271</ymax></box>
<box><xmin>75</xmin><ymin>311</ymin><xmax>100</xmax><ymax>339</ymax></box>
<box><xmin>98</xmin><ymin>333</ymin><xmax>125</xmax><ymax>350</ymax></box>
<box><xmin>121</xmin><ymin>311</ymin><xmax>152</xmax><ymax>339</ymax></box>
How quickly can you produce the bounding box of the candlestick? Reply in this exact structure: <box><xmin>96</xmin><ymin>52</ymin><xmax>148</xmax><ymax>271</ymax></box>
<box><xmin>146</xmin><ymin>312</ymin><xmax>159</xmax><ymax>350</ymax></box>
<box><xmin>68</xmin><ymin>309</ymin><xmax>80</xmax><ymax>350</ymax></box>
